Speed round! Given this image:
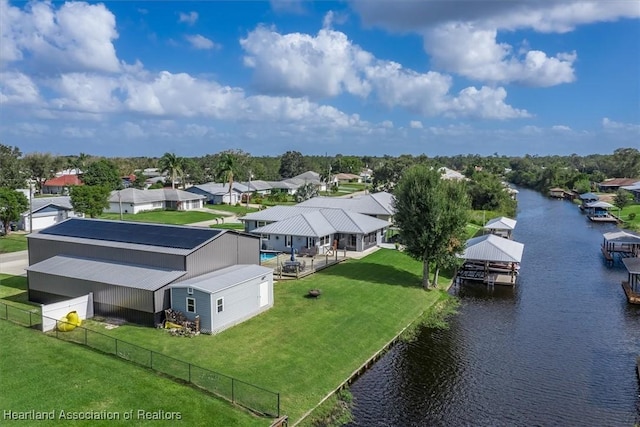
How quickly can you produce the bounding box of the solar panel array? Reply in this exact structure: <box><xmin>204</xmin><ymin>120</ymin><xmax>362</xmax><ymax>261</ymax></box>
<box><xmin>40</xmin><ymin>218</ymin><xmax>222</xmax><ymax>250</ymax></box>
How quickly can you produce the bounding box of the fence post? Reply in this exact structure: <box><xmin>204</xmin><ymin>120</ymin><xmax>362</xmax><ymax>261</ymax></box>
<box><xmin>29</xmin><ymin>311</ymin><xmax>32</xmax><ymax>327</ymax></box>
<box><xmin>277</xmin><ymin>393</ymin><xmax>280</xmax><ymax>418</ymax></box>
<box><xmin>84</xmin><ymin>328</ymin><xmax>87</xmax><ymax>346</ymax></box>
<box><xmin>231</xmin><ymin>379</ymin><xmax>235</xmax><ymax>403</ymax></box>
<box><xmin>150</xmin><ymin>351</ymin><xmax>153</xmax><ymax>370</ymax></box>
<box><xmin>115</xmin><ymin>339</ymin><xmax>118</xmax><ymax>356</ymax></box>
<box><xmin>188</xmin><ymin>363</ymin><xmax>191</xmax><ymax>383</ymax></box>
<box><xmin>5</xmin><ymin>303</ymin><xmax>7</xmax><ymax>320</ymax></box>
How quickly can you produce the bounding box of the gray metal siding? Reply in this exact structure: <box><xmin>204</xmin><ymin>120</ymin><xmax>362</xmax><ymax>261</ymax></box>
<box><xmin>210</xmin><ymin>276</ymin><xmax>273</xmax><ymax>334</ymax></box>
<box><xmin>28</xmin><ymin>271</ymin><xmax>155</xmax><ymax>312</ymax></box>
<box><xmin>28</xmin><ymin>238</ymin><xmax>185</xmax><ymax>270</ymax></box>
<box><xmin>170</xmin><ymin>288</ymin><xmax>213</xmax><ymax>331</ymax></box>
<box><xmin>184</xmin><ymin>233</ymin><xmax>259</xmax><ymax>279</ymax></box>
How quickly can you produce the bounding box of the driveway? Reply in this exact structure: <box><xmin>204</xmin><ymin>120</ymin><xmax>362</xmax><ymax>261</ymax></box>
<box><xmin>0</xmin><ymin>250</ymin><xmax>28</xmax><ymax>276</ymax></box>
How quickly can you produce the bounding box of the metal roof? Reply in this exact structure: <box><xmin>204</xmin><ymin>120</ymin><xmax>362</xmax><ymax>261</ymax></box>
<box><xmin>579</xmin><ymin>192</ymin><xmax>599</xmax><ymax>200</ymax></box>
<box><xmin>459</xmin><ymin>234</ymin><xmax>524</xmax><ymax>263</ymax></box>
<box><xmin>297</xmin><ymin>192</ymin><xmax>394</xmax><ymax>216</ymax></box>
<box><xmin>108</xmin><ymin>188</ymin><xmax>205</xmax><ymax>204</ymax></box>
<box><xmin>27</xmin><ymin>255</ymin><xmax>186</xmax><ymax>291</ymax></box>
<box><xmin>189</xmin><ymin>182</ymin><xmax>249</xmax><ymax>195</ymax></box>
<box><xmin>603</xmin><ymin>231</ymin><xmax>640</xmax><ymax>244</ymax></box>
<box><xmin>37</xmin><ymin>218</ymin><xmax>223</xmax><ymax>250</ymax></box>
<box><xmin>242</xmin><ymin>205</ymin><xmax>319</xmax><ymax>222</ymax></box>
<box><xmin>171</xmin><ymin>264</ymin><xmax>272</xmax><ymax>294</ymax></box>
<box><xmin>585</xmin><ymin>201</ymin><xmax>614</xmax><ymax>209</ymax></box>
<box><xmin>484</xmin><ymin>216</ymin><xmax>517</xmax><ymax>231</ymax></box>
<box><xmin>251</xmin><ymin>208</ymin><xmax>389</xmax><ymax>237</ymax></box>
<box><xmin>622</xmin><ymin>257</ymin><xmax>640</xmax><ymax>275</ymax></box>
<box><xmin>30</xmin><ymin>196</ymin><xmax>73</xmax><ymax>211</ymax></box>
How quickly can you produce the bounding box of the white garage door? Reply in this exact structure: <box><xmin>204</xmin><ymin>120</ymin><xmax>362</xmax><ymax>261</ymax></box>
<box><xmin>32</xmin><ymin>215</ymin><xmax>58</xmax><ymax>231</ymax></box>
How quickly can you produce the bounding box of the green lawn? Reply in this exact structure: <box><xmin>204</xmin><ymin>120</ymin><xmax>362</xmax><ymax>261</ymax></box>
<box><xmin>620</xmin><ymin>203</ymin><xmax>640</xmax><ymax>231</ymax></box>
<box><xmin>0</xmin><ymin>233</ymin><xmax>28</xmax><ymax>253</ymax></box>
<box><xmin>204</xmin><ymin>204</ymin><xmax>259</xmax><ymax>216</ymax></box>
<box><xmin>0</xmin><ymin>274</ymin><xmax>37</xmax><ymax>311</ymax></box>
<box><xmin>74</xmin><ymin>250</ymin><xmax>450</xmax><ymax>423</ymax></box>
<box><xmin>209</xmin><ymin>223</ymin><xmax>245</xmax><ymax>230</ymax></box>
<box><xmin>0</xmin><ymin>321</ymin><xmax>265</xmax><ymax>427</ymax></box>
<box><xmin>99</xmin><ymin>210</ymin><xmax>221</xmax><ymax>225</ymax></box>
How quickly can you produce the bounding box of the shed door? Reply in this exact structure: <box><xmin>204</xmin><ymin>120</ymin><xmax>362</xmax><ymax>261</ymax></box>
<box><xmin>259</xmin><ymin>282</ymin><xmax>269</xmax><ymax>307</ymax></box>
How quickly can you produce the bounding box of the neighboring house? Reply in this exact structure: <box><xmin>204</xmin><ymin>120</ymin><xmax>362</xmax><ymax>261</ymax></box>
<box><xmin>360</xmin><ymin>168</ymin><xmax>373</xmax><ymax>182</ymax></box>
<box><xmin>438</xmin><ymin>167</ymin><xmax>467</xmax><ymax>181</ymax></box>
<box><xmin>242</xmin><ymin>180</ymin><xmax>273</xmax><ymax>195</ymax></box>
<box><xmin>19</xmin><ymin>196</ymin><xmax>83</xmax><ymax>232</ymax></box>
<box><xmin>242</xmin><ymin>205</ymin><xmax>389</xmax><ymax>253</ymax></box>
<box><xmin>621</xmin><ymin>181</ymin><xmax>640</xmax><ymax>202</ymax></box>
<box><xmin>170</xmin><ymin>264</ymin><xmax>273</xmax><ymax>334</ymax></box>
<box><xmin>333</xmin><ymin>173</ymin><xmax>362</xmax><ymax>183</ymax></box>
<box><xmin>26</xmin><ymin>218</ymin><xmax>264</xmax><ymax>326</ymax></box>
<box><xmin>106</xmin><ymin>188</ymin><xmax>205</xmax><ymax>214</ymax></box>
<box><xmin>42</xmin><ymin>174</ymin><xmax>83</xmax><ymax>195</ymax></box>
<box><xmin>598</xmin><ymin>178</ymin><xmax>639</xmax><ymax>192</ymax></box>
<box><xmin>186</xmin><ymin>182</ymin><xmax>249</xmax><ymax>205</ymax></box>
<box><xmin>296</xmin><ymin>191</ymin><xmax>395</xmax><ymax>222</ymax></box>
<box><xmin>548</xmin><ymin>187</ymin><xmax>566</xmax><ymax>198</ymax></box>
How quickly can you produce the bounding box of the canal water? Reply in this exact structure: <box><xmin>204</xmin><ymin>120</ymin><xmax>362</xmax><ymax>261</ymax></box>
<box><xmin>348</xmin><ymin>188</ymin><xmax>640</xmax><ymax>426</ymax></box>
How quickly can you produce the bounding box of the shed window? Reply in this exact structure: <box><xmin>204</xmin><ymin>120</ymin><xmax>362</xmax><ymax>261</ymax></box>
<box><xmin>216</xmin><ymin>297</ymin><xmax>224</xmax><ymax>313</ymax></box>
<box><xmin>186</xmin><ymin>297</ymin><xmax>196</xmax><ymax>313</ymax></box>
<box><xmin>187</xmin><ymin>287</ymin><xmax>194</xmax><ymax>295</ymax></box>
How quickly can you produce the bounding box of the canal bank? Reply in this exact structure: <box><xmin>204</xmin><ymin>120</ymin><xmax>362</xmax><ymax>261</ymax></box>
<box><xmin>347</xmin><ymin>187</ymin><xmax>640</xmax><ymax>426</ymax></box>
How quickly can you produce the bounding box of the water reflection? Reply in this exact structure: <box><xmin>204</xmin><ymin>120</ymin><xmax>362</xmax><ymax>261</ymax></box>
<box><xmin>349</xmin><ymin>188</ymin><xmax>640</xmax><ymax>426</ymax></box>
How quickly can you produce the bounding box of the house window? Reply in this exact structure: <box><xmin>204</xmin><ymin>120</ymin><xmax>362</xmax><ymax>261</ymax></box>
<box><xmin>349</xmin><ymin>234</ymin><xmax>357</xmax><ymax>247</ymax></box>
<box><xmin>257</xmin><ymin>221</ymin><xmax>266</xmax><ymax>227</ymax></box>
<box><xmin>216</xmin><ymin>297</ymin><xmax>224</xmax><ymax>313</ymax></box>
<box><xmin>187</xmin><ymin>287</ymin><xmax>194</xmax><ymax>295</ymax></box>
<box><xmin>186</xmin><ymin>297</ymin><xmax>196</xmax><ymax>313</ymax></box>
<box><xmin>285</xmin><ymin>235</ymin><xmax>293</xmax><ymax>247</ymax></box>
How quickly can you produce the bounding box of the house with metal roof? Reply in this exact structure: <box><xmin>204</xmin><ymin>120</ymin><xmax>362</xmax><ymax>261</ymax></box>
<box><xmin>170</xmin><ymin>264</ymin><xmax>273</xmax><ymax>334</ymax></box>
<box><xmin>241</xmin><ymin>206</ymin><xmax>389</xmax><ymax>253</ymax></box>
<box><xmin>106</xmin><ymin>188</ymin><xmax>205</xmax><ymax>214</ymax></box>
<box><xmin>186</xmin><ymin>182</ymin><xmax>249</xmax><ymax>205</ymax></box>
<box><xmin>26</xmin><ymin>218</ymin><xmax>263</xmax><ymax>326</ymax></box>
<box><xmin>621</xmin><ymin>181</ymin><xmax>640</xmax><ymax>202</ymax></box>
<box><xmin>18</xmin><ymin>196</ymin><xmax>83</xmax><ymax>232</ymax></box>
<box><xmin>296</xmin><ymin>191</ymin><xmax>395</xmax><ymax>222</ymax></box>
<box><xmin>483</xmin><ymin>216</ymin><xmax>517</xmax><ymax>239</ymax></box>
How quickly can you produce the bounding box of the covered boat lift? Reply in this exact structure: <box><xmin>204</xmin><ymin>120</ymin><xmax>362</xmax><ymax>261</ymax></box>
<box><xmin>621</xmin><ymin>258</ymin><xmax>640</xmax><ymax>304</ymax></box>
<box><xmin>483</xmin><ymin>216</ymin><xmax>517</xmax><ymax>239</ymax></box>
<box><xmin>585</xmin><ymin>201</ymin><xmax>618</xmax><ymax>222</ymax></box>
<box><xmin>601</xmin><ymin>231</ymin><xmax>640</xmax><ymax>265</ymax></box>
<box><xmin>578</xmin><ymin>192</ymin><xmax>599</xmax><ymax>210</ymax></box>
<box><xmin>456</xmin><ymin>234</ymin><xmax>525</xmax><ymax>286</ymax></box>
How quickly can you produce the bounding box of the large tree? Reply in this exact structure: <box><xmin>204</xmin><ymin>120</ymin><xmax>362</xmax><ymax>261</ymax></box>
<box><xmin>158</xmin><ymin>152</ymin><xmax>183</xmax><ymax>189</ymax></box>
<box><xmin>82</xmin><ymin>159</ymin><xmax>121</xmax><ymax>191</ymax></box>
<box><xmin>394</xmin><ymin>165</ymin><xmax>470</xmax><ymax>289</ymax></box>
<box><xmin>279</xmin><ymin>151</ymin><xmax>306</xmax><ymax>179</ymax></box>
<box><xmin>23</xmin><ymin>153</ymin><xmax>63</xmax><ymax>193</ymax></box>
<box><xmin>0</xmin><ymin>144</ymin><xmax>25</xmax><ymax>189</ymax></box>
<box><xmin>216</xmin><ymin>152</ymin><xmax>238</xmax><ymax>204</ymax></box>
<box><xmin>70</xmin><ymin>186</ymin><xmax>111</xmax><ymax>218</ymax></box>
<box><xmin>0</xmin><ymin>188</ymin><xmax>29</xmax><ymax>234</ymax></box>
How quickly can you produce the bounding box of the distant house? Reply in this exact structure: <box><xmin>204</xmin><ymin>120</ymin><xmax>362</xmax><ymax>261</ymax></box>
<box><xmin>598</xmin><ymin>178</ymin><xmax>639</xmax><ymax>192</ymax></box>
<box><xmin>105</xmin><ymin>188</ymin><xmax>205</xmax><ymax>214</ymax></box>
<box><xmin>186</xmin><ymin>182</ymin><xmax>249</xmax><ymax>205</ymax></box>
<box><xmin>18</xmin><ymin>196</ymin><xmax>83</xmax><ymax>232</ymax></box>
<box><xmin>26</xmin><ymin>218</ymin><xmax>263</xmax><ymax>326</ymax></box>
<box><xmin>578</xmin><ymin>192</ymin><xmax>599</xmax><ymax>210</ymax></box>
<box><xmin>333</xmin><ymin>173</ymin><xmax>362</xmax><ymax>184</ymax></box>
<box><xmin>621</xmin><ymin>181</ymin><xmax>640</xmax><ymax>202</ymax></box>
<box><xmin>42</xmin><ymin>175</ymin><xmax>83</xmax><ymax>195</ymax></box>
<box><xmin>360</xmin><ymin>168</ymin><xmax>373</xmax><ymax>182</ymax></box>
<box><xmin>170</xmin><ymin>264</ymin><xmax>273</xmax><ymax>334</ymax></box>
<box><xmin>438</xmin><ymin>167</ymin><xmax>467</xmax><ymax>181</ymax></box>
<box><xmin>548</xmin><ymin>187</ymin><xmax>566</xmax><ymax>199</ymax></box>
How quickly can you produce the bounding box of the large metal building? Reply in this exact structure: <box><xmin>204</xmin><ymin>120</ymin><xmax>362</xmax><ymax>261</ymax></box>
<box><xmin>27</xmin><ymin>218</ymin><xmax>260</xmax><ymax>326</ymax></box>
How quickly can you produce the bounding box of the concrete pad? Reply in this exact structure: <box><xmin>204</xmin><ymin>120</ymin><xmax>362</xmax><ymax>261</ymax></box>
<box><xmin>0</xmin><ymin>250</ymin><xmax>28</xmax><ymax>276</ymax></box>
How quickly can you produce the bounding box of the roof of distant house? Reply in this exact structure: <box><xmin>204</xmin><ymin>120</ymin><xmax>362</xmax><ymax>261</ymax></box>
<box><xmin>599</xmin><ymin>178</ymin><xmax>639</xmax><ymax>187</ymax></box>
<box><xmin>108</xmin><ymin>188</ymin><xmax>205</xmax><ymax>204</ymax></box>
<box><xmin>296</xmin><ymin>192</ymin><xmax>394</xmax><ymax>216</ymax></box>
<box><xmin>334</xmin><ymin>173</ymin><xmax>361</xmax><ymax>180</ymax></box>
<box><xmin>43</xmin><ymin>174</ymin><xmax>82</xmax><ymax>187</ymax></box>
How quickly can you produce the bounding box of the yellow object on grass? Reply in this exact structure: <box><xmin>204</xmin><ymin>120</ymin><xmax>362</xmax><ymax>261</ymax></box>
<box><xmin>57</xmin><ymin>310</ymin><xmax>82</xmax><ymax>332</ymax></box>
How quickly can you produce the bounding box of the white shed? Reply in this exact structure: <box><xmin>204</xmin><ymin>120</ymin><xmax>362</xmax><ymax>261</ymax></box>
<box><xmin>170</xmin><ymin>265</ymin><xmax>273</xmax><ymax>334</ymax></box>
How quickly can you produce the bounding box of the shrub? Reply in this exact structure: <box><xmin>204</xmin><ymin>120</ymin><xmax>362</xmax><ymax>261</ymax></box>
<box><xmin>629</xmin><ymin>212</ymin><xmax>636</xmax><ymax>220</ymax></box>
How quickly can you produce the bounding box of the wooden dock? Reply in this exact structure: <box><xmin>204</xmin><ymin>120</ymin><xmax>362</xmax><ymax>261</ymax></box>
<box><xmin>589</xmin><ymin>215</ymin><xmax>620</xmax><ymax>223</ymax></box>
<box><xmin>621</xmin><ymin>281</ymin><xmax>640</xmax><ymax>305</ymax></box>
<box><xmin>456</xmin><ymin>269</ymin><xmax>517</xmax><ymax>286</ymax></box>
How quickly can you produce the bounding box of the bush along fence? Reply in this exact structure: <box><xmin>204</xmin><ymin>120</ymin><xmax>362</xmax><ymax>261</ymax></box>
<box><xmin>0</xmin><ymin>301</ymin><xmax>280</xmax><ymax>418</ymax></box>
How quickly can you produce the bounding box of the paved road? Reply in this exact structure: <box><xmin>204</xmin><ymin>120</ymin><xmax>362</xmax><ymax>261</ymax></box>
<box><xmin>0</xmin><ymin>250</ymin><xmax>28</xmax><ymax>276</ymax></box>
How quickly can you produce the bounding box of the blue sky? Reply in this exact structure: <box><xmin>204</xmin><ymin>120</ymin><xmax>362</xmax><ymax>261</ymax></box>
<box><xmin>0</xmin><ymin>0</ymin><xmax>638</xmax><ymax>158</ymax></box>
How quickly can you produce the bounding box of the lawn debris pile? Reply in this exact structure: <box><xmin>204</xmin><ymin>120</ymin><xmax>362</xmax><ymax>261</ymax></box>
<box><xmin>163</xmin><ymin>309</ymin><xmax>200</xmax><ymax>337</ymax></box>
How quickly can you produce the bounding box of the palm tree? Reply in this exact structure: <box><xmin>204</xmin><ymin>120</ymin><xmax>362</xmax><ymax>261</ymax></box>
<box><xmin>216</xmin><ymin>152</ymin><xmax>237</xmax><ymax>204</ymax></box>
<box><xmin>159</xmin><ymin>152</ymin><xmax>183</xmax><ymax>189</ymax></box>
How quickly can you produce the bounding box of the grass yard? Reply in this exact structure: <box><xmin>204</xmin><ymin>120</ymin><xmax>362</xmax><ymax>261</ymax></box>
<box><xmin>209</xmin><ymin>223</ymin><xmax>245</xmax><ymax>230</ymax></box>
<box><xmin>0</xmin><ymin>321</ymin><xmax>265</xmax><ymax>427</ymax></box>
<box><xmin>620</xmin><ymin>204</ymin><xmax>640</xmax><ymax>231</ymax></box>
<box><xmin>0</xmin><ymin>233</ymin><xmax>28</xmax><ymax>253</ymax></box>
<box><xmin>99</xmin><ymin>210</ymin><xmax>221</xmax><ymax>225</ymax></box>
<box><xmin>78</xmin><ymin>250</ymin><xmax>451</xmax><ymax>423</ymax></box>
<box><xmin>204</xmin><ymin>204</ymin><xmax>259</xmax><ymax>216</ymax></box>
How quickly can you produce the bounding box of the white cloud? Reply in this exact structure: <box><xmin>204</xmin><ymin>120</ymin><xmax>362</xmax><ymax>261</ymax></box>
<box><xmin>410</xmin><ymin>120</ymin><xmax>423</xmax><ymax>129</ymax></box>
<box><xmin>0</xmin><ymin>71</ymin><xmax>41</xmax><ymax>104</ymax></box>
<box><xmin>49</xmin><ymin>73</ymin><xmax>121</xmax><ymax>113</ymax></box>
<box><xmin>178</xmin><ymin>11</ymin><xmax>198</xmax><ymax>25</ymax></box>
<box><xmin>602</xmin><ymin>118</ymin><xmax>640</xmax><ymax>132</ymax></box>
<box><xmin>241</xmin><ymin>25</ymin><xmax>528</xmax><ymax>119</ymax></box>
<box><xmin>552</xmin><ymin>125</ymin><xmax>572</xmax><ymax>132</ymax></box>
<box><xmin>185</xmin><ymin>34</ymin><xmax>219</xmax><ymax>50</ymax></box>
<box><xmin>1</xmin><ymin>0</ymin><xmax>120</xmax><ymax>72</ymax></box>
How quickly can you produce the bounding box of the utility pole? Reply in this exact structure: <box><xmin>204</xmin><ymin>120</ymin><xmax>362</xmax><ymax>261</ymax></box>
<box><xmin>118</xmin><ymin>190</ymin><xmax>123</xmax><ymax>221</ymax></box>
<box><xmin>246</xmin><ymin>170</ymin><xmax>252</xmax><ymax>208</ymax></box>
<box><xmin>28</xmin><ymin>182</ymin><xmax>33</xmax><ymax>233</ymax></box>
